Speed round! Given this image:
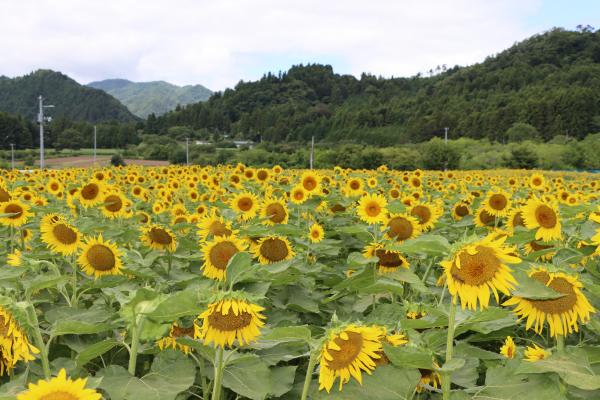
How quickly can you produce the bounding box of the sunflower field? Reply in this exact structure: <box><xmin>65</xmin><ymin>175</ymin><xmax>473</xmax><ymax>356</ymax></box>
<box><xmin>1</xmin><ymin>165</ymin><xmax>600</xmax><ymax>400</ymax></box>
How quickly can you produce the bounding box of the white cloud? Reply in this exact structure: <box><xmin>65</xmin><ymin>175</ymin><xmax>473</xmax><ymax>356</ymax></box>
<box><xmin>0</xmin><ymin>0</ymin><xmax>542</xmax><ymax>90</ymax></box>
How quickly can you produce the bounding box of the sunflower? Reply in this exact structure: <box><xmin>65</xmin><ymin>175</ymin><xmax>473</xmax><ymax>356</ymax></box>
<box><xmin>290</xmin><ymin>185</ymin><xmax>308</xmax><ymax>204</ymax></box>
<box><xmin>529</xmin><ymin>173</ymin><xmax>545</xmax><ymax>190</ymax></box>
<box><xmin>201</xmin><ymin>235</ymin><xmax>247</xmax><ymax>281</ymax></box>
<box><xmin>253</xmin><ymin>235</ymin><xmax>295</xmax><ymax>264</ymax></box>
<box><xmin>1</xmin><ymin>306</ymin><xmax>39</xmax><ymax>376</ymax></box>
<box><xmin>416</xmin><ymin>362</ymin><xmax>442</xmax><ymax>393</ymax></box>
<box><xmin>199</xmin><ymin>297</ymin><xmax>265</xmax><ymax>347</ymax></box>
<box><xmin>230</xmin><ymin>191</ymin><xmax>259</xmax><ymax>221</ymax></box>
<box><xmin>77</xmin><ymin>181</ymin><xmax>104</xmax><ymax>207</ymax></box>
<box><xmin>156</xmin><ymin>322</ymin><xmax>200</xmax><ymax>355</ymax></box>
<box><xmin>383</xmin><ymin>213</ymin><xmax>421</xmax><ymax>242</ymax></box>
<box><xmin>364</xmin><ymin>243</ymin><xmax>410</xmax><ymax>273</ymax></box>
<box><xmin>308</xmin><ymin>223</ymin><xmax>325</xmax><ymax>243</ymax></box>
<box><xmin>7</xmin><ymin>249</ymin><xmax>23</xmax><ymax>267</ymax></box>
<box><xmin>523</xmin><ymin>240</ymin><xmax>555</xmax><ymax>261</ymax></box>
<box><xmin>452</xmin><ymin>202</ymin><xmax>471</xmax><ymax>221</ymax></box>
<box><xmin>16</xmin><ymin>368</ymin><xmax>101</xmax><ymax>400</ymax></box>
<box><xmin>345</xmin><ymin>178</ymin><xmax>364</xmax><ymax>196</ymax></box>
<box><xmin>77</xmin><ymin>235</ymin><xmax>123</xmax><ymax>278</ymax></box>
<box><xmin>474</xmin><ymin>208</ymin><xmax>496</xmax><ymax>228</ymax></box>
<box><xmin>503</xmin><ymin>267</ymin><xmax>595</xmax><ymax>337</ymax></box>
<box><xmin>483</xmin><ymin>189</ymin><xmax>512</xmax><ymax>217</ymax></box>
<box><xmin>524</xmin><ymin>344</ymin><xmax>550</xmax><ymax>362</ymax></box>
<box><xmin>441</xmin><ymin>235</ymin><xmax>520</xmax><ymax>310</ymax></box>
<box><xmin>300</xmin><ymin>171</ymin><xmax>321</xmax><ymax>194</ymax></box>
<box><xmin>410</xmin><ymin>202</ymin><xmax>442</xmax><ymax>231</ymax></box>
<box><xmin>141</xmin><ymin>224</ymin><xmax>177</xmax><ymax>252</ymax></box>
<box><xmin>522</xmin><ymin>197</ymin><xmax>562</xmax><ymax>242</ymax></box>
<box><xmin>500</xmin><ymin>336</ymin><xmax>516</xmax><ymax>359</ymax></box>
<box><xmin>260</xmin><ymin>197</ymin><xmax>289</xmax><ymax>225</ymax></box>
<box><xmin>99</xmin><ymin>191</ymin><xmax>128</xmax><ymax>219</ymax></box>
<box><xmin>356</xmin><ymin>193</ymin><xmax>388</xmax><ymax>225</ymax></box>
<box><xmin>197</xmin><ymin>211</ymin><xmax>234</xmax><ymax>239</ymax></box>
<box><xmin>40</xmin><ymin>219</ymin><xmax>81</xmax><ymax>256</ymax></box>
<box><xmin>0</xmin><ymin>200</ymin><xmax>32</xmax><ymax>228</ymax></box>
<box><xmin>318</xmin><ymin>325</ymin><xmax>383</xmax><ymax>392</ymax></box>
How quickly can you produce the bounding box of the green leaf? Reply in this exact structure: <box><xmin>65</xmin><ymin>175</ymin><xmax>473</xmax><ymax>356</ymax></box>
<box><xmin>222</xmin><ymin>355</ymin><xmax>271</xmax><ymax>400</ymax></box>
<box><xmin>383</xmin><ymin>344</ymin><xmax>434</xmax><ymax>369</ymax></box>
<box><xmin>226</xmin><ymin>251</ymin><xmax>254</xmax><ymax>286</ymax></box>
<box><xmin>512</xmin><ymin>269</ymin><xmax>565</xmax><ymax>299</ymax></box>
<box><xmin>438</xmin><ymin>357</ymin><xmax>466</xmax><ymax>372</ymax></box>
<box><xmin>389</xmin><ymin>235</ymin><xmax>450</xmax><ymax>256</ymax></box>
<box><xmin>259</xmin><ymin>326</ymin><xmax>312</xmax><ymax>343</ymax></box>
<box><xmin>76</xmin><ymin>339</ymin><xmax>120</xmax><ymax>369</ymax></box>
<box><xmin>269</xmin><ymin>366</ymin><xmax>297</xmax><ymax>397</ymax></box>
<box><xmin>145</xmin><ymin>289</ymin><xmax>204</xmax><ymax>322</ymax></box>
<box><xmin>388</xmin><ymin>269</ymin><xmax>430</xmax><ymax>294</ymax></box>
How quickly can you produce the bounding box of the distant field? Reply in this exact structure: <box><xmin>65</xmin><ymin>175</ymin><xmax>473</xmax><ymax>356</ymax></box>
<box><xmin>11</xmin><ymin>155</ymin><xmax>168</xmax><ymax>168</ymax></box>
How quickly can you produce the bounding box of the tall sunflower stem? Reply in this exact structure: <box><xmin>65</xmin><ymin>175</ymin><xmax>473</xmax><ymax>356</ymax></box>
<box><xmin>28</xmin><ymin>303</ymin><xmax>51</xmax><ymax>379</ymax></box>
<box><xmin>167</xmin><ymin>252</ymin><xmax>173</xmax><ymax>276</ymax></box>
<box><xmin>70</xmin><ymin>259</ymin><xmax>78</xmax><ymax>308</ymax></box>
<box><xmin>300</xmin><ymin>350</ymin><xmax>319</xmax><ymax>400</ymax></box>
<box><xmin>128</xmin><ymin>315</ymin><xmax>144</xmax><ymax>376</ymax></box>
<box><xmin>556</xmin><ymin>335</ymin><xmax>565</xmax><ymax>353</ymax></box>
<box><xmin>20</xmin><ymin>227</ymin><xmax>25</xmax><ymax>251</ymax></box>
<box><xmin>211</xmin><ymin>346</ymin><xmax>225</xmax><ymax>400</ymax></box>
<box><xmin>442</xmin><ymin>300</ymin><xmax>457</xmax><ymax>400</ymax></box>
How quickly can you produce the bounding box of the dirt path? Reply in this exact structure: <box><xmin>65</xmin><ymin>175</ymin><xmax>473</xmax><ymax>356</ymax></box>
<box><xmin>30</xmin><ymin>156</ymin><xmax>169</xmax><ymax>168</ymax></box>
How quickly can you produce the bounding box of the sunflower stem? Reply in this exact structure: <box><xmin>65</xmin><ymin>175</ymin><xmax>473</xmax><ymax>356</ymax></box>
<box><xmin>28</xmin><ymin>303</ymin><xmax>51</xmax><ymax>379</ymax></box>
<box><xmin>70</xmin><ymin>258</ymin><xmax>78</xmax><ymax>308</ymax></box>
<box><xmin>556</xmin><ymin>334</ymin><xmax>565</xmax><ymax>353</ymax></box>
<box><xmin>128</xmin><ymin>315</ymin><xmax>144</xmax><ymax>376</ymax></box>
<box><xmin>211</xmin><ymin>346</ymin><xmax>225</xmax><ymax>400</ymax></box>
<box><xmin>442</xmin><ymin>300</ymin><xmax>457</xmax><ymax>400</ymax></box>
<box><xmin>20</xmin><ymin>227</ymin><xmax>25</xmax><ymax>251</ymax></box>
<box><xmin>300</xmin><ymin>350</ymin><xmax>319</xmax><ymax>400</ymax></box>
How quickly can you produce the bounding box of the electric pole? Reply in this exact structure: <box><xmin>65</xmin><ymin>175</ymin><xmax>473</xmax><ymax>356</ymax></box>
<box><xmin>444</xmin><ymin>127</ymin><xmax>449</xmax><ymax>144</ymax></box>
<box><xmin>10</xmin><ymin>143</ymin><xmax>14</xmax><ymax>170</ymax></box>
<box><xmin>93</xmin><ymin>125</ymin><xmax>97</xmax><ymax>164</ymax></box>
<box><xmin>309</xmin><ymin>136</ymin><xmax>314</xmax><ymax>170</ymax></box>
<box><xmin>38</xmin><ymin>95</ymin><xmax>54</xmax><ymax>169</ymax></box>
<box><xmin>185</xmin><ymin>138</ymin><xmax>189</xmax><ymax>166</ymax></box>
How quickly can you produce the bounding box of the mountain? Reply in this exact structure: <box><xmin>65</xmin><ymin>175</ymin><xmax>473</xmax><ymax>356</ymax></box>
<box><xmin>149</xmin><ymin>27</ymin><xmax>600</xmax><ymax>144</ymax></box>
<box><xmin>0</xmin><ymin>70</ymin><xmax>138</xmax><ymax>123</ymax></box>
<box><xmin>88</xmin><ymin>79</ymin><xmax>212</xmax><ymax>118</ymax></box>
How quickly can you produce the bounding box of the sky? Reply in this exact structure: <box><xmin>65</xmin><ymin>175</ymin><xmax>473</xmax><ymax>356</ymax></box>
<box><xmin>0</xmin><ymin>0</ymin><xmax>599</xmax><ymax>91</ymax></box>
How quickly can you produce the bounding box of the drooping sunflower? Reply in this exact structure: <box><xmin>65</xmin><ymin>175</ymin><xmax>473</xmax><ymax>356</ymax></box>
<box><xmin>364</xmin><ymin>243</ymin><xmax>410</xmax><ymax>273</ymax></box>
<box><xmin>201</xmin><ymin>235</ymin><xmax>247</xmax><ymax>281</ymax></box>
<box><xmin>410</xmin><ymin>202</ymin><xmax>443</xmax><ymax>231</ymax></box>
<box><xmin>77</xmin><ymin>235</ymin><xmax>123</xmax><ymax>278</ymax></box>
<box><xmin>308</xmin><ymin>223</ymin><xmax>325</xmax><ymax>243</ymax></box>
<box><xmin>500</xmin><ymin>336</ymin><xmax>516</xmax><ymax>359</ymax></box>
<box><xmin>156</xmin><ymin>322</ymin><xmax>200</xmax><ymax>355</ymax></box>
<box><xmin>0</xmin><ymin>199</ymin><xmax>32</xmax><ymax>228</ymax></box>
<box><xmin>260</xmin><ymin>197</ymin><xmax>289</xmax><ymax>225</ymax></box>
<box><xmin>253</xmin><ymin>235</ymin><xmax>295</xmax><ymax>264</ymax></box>
<box><xmin>383</xmin><ymin>213</ymin><xmax>421</xmax><ymax>242</ymax></box>
<box><xmin>0</xmin><ymin>306</ymin><xmax>39</xmax><ymax>376</ymax></box>
<box><xmin>197</xmin><ymin>211</ymin><xmax>234</xmax><ymax>239</ymax></box>
<box><xmin>482</xmin><ymin>189</ymin><xmax>512</xmax><ymax>217</ymax></box>
<box><xmin>441</xmin><ymin>235</ymin><xmax>520</xmax><ymax>310</ymax></box>
<box><xmin>318</xmin><ymin>324</ymin><xmax>384</xmax><ymax>392</ymax></box>
<box><xmin>356</xmin><ymin>193</ymin><xmax>388</xmax><ymax>225</ymax></box>
<box><xmin>16</xmin><ymin>368</ymin><xmax>101</xmax><ymax>400</ymax></box>
<box><xmin>199</xmin><ymin>297</ymin><xmax>265</xmax><ymax>347</ymax></box>
<box><xmin>230</xmin><ymin>191</ymin><xmax>259</xmax><ymax>221</ymax></box>
<box><xmin>140</xmin><ymin>224</ymin><xmax>177</xmax><ymax>252</ymax></box>
<box><xmin>503</xmin><ymin>267</ymin><xmax>595</xmax><ymax>337</ymax></box>
<box><xmin>416</xmin><ymin>362</ymin><xmax>442</xmax><ymax>393</ymax></box>
<box><xmin>77</xmin><ymin>181</ymin><xmax>104</xmax><ymax>208</ymax></box>
<box><xmin>524</xmin><ymin>344</ymin><xmax>550</xmax><ymax>362</ymax></box>
<box><xmin>40</xmin><ymin>219</ymin><xmax>81</xmax><ymax>256</ymax></box>
<box><xmin>522</xmin><ymin>197</ymin><xmax>562</xmax><ymax>242</ymax></box>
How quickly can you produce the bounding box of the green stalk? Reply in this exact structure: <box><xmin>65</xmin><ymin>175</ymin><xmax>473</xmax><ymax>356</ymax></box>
<box><xmin>300</xmin><ymin>351</ymin><xmax>319</xmax><ymax>400</ymax></box>
<box><xmin>556</xmin><ymin>334</ymin><xmax>565</xmax><ymax>353</ymax></box>
<box><xmin>128</xmin><ymin>315</ymin><xmax>144</xmax><ymax>375</ymax></box>
<box><xmin>70</xmin><ymin>261</ymin><xmax>78</xmax><ymax>308</ymax></box>
<box><xmin>28</xmin><ymin>304</ymin><xmax>51</xmax><ymax>379</ymax></box>
<box><xmin>167</xmin><ymin>252</ymin><xmax>173</xmax><ymax>275</ymax></box>
<box><xmin>211</xmin><ymin>346</ymin><xmax>225</xmax><ymax>400</ymax></box>
<box><xmin>442</xmin><ymin>301</ymin><xmax>457</xmax><ymax>400</ymax></box>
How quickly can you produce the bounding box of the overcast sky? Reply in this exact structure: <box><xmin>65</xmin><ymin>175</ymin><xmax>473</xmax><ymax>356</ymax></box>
<box><xmin>1</xmin><ymin>0</ymin><xmax>599</xmax><ymax>90</ymax></box>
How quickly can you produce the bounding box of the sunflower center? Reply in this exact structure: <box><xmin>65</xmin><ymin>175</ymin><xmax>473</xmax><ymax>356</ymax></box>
<box><xmin>327</xmin><ymin>331</ymin><xmax>364</xmax><ymax>370</ymax></box>
<box><xmin>532</xmin><ymin>178</ymin><xmax>542</xmax><ymax>186</ymax></box>
<box><xmin>455</xmin><ymin>205</ymin><xmax>469</xmax><ymax>217</ymax></box>
<box><xmin>86</xmin><ymin>244</ymin><xmax>116</xmax><ymax>271</ymax></box>
<box><xmin>450</xmin><ymin>245</ymin><xmax>500</xmax><ymax>286</ymax></box>
<box><xmin>512</xmin><ymin>212</ymin><xmax>524</xmax><ymax>227</ymax></box>
<box><xmin>39</xmin><ymin>392</ymin><xmax>78</xmax><ymax>400</ymax></box>
<box><xmin>171</xmin><ymin>325</ymin><xmax>196</xmax><ymax>338</ymax></box>
<box><xmin>0</xmin><ymin>315</ymin><xmax>9</xmax><ymax>336</ymax></box>
<box><xmin>53</xmin><ymin>223</ymin><xmax>78</xmax><ymax>245</ymax></box>
<box><xmin>4</xmin><ymin>203</ymin><xmax>23</xmax><ymax>219</ymax></box>
<box><xmin>0</xmin><ymin>188</ymin><xmax>10</xmax><ymax>202</ymax></box>
<box><xmin>478</xmin><ymin>209</ymin><xmax>495</xmax><ymax>225</ymax></box>
<box><xmin>527</xmin><ymin>273</ymin><xmax>577</xmax><ymax>314</ymax></box>
<box><xmin>303</xmin><ymin>177</ymin><xmax>317</xmax><ymax>191</ymax></box>
<box><xmin>50</xmin><ymin>183</ymin><xmax>59</xmax><ymax>191</ymax></box>
<box><xmin>257</xmin><ymin>170</ymin><xmax>268</xmax><ymax>181</ymax></box>
<box><xmin>238</xmin><ymin>197</ymin><xmax>253</xmax><ymax>211</ymax></box>
<box><xmin>375</xmin><ymin>249</ymin><xmax>404</xmax><ymax>268</ymax></box>
<box><xmin>260</xmin><ymin>238</ymin><xmax>289</xmax><ymax>262</ymax></box>
<box><xmin>350</xmin><ymin>180</ymin><xmax>360</xmax><ymax>190</ymax></box>
<box><xmin>293</xmin><ymin>190</ymin><xmax>304</xmax><ymax>200</ymax></box>
<box><xmin>208</xmin><ymin>221</ymin><xmax>232</xmax><ymax>237</ymax></box>
<box><xmin>209</xmin><ymin>241</ymin><xmax>239</xmax><ymax>270</ymax></box>
<box><xmin>149</xmin><ymin>227</ymin><xmax>173</xmax><ymax>245</ymax></box>
<box><xmin>365</xmin><ymin>201</ymin><xmax>381</xmax><ymax>217</ymax></box>
<box><xmin>411</xmin><ymin>205</ymin><xmax>431</xmax><ymax>224</ymax></box>
<box><xmin>81</xmin><ymin>184</ymin><xmax>99</xmax><ymax>199</ymax></box>
<box><xmin>529</xmin><ymin>241</ymin><xmax>553</xmax><ymax>251</ymax></box>
<box><xmin>311</xmin><ymin>229</ymin><xmax>321</xmax><ymax>238</ymax></box>
<box><xmin>104</xmin><ymin>195</ymin><xmax>123</xmax><ymax>212</ymax></box>
<box><xmin>208</xmin><ymin>310</ymin><xmax>252</xmax><ymax>331</ymax></box>
<box><xmin>266</xmin><ymin>203</ymin><xmax>286</xmax><ymax>223</ymax></box>
<box><xmin>330</xmin><ymin>204</ymin><xmax>346</xmax><ymax>213</ymax></box>
<box><xmin>489</xmin><ymin>194</ymin><xmax>508</xmax><ymax>210</ymax></box>
<box><xmin>535</xmin><ymin>205</ymin><xmax>557</xmax><ymax>228</ymax></box>
<box><xmin>387</xmin><ymin>217</ymin><xmax>413</xmax><ymax>241</ymax></box>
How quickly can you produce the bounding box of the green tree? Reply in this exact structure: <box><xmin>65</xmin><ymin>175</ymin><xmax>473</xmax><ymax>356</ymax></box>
<box><xmin>503</xmin><ymin>146</ymin><xmax>538</xmax><ymax>169</ymax></box>
<box><xmin>421</xmin><ymin>138</ymin><xmax>461</xmax><ymax>170</ymax></box>
<box><xmin>505</xmin><ymin>122</ymin><xmax>540</xmax><ymax>143</ymax></box>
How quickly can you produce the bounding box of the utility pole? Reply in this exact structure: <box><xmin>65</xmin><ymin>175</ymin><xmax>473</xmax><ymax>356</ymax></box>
<box><xmin>93</xmin><ymin>126</ymin><xmax>97</xmax><ymax>164</ymax></box>
<box><xmin>9</xmin><ymin>143</ymin><xmax>14</xmax><ymax>170</ymax></box>
<box><xmin>185</xmin><ymin>138</ymin><xmax>189</xmax><ymax>166</ymax></box>
<box><xmin>309</xmin><ymin>136</ymin><xmax>314</xmax><ymax>170</ymax></box>
<box><xmin>444</xmin><ymin>127</ymin><xmax>449</xmax><ymax>144</ymax></box>
<box><xmin>38</xmin><ymin>95</ymin><xmax>54</xmax><ymax>169</ymax></box>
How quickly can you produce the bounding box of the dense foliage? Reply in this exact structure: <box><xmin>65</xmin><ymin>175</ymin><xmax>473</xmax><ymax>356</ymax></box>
<box><xmin>150</xmin><ymin>28</ymin><xmax>600</xmax><ymax>145</ymax></box>
<box><xmin>0</xmin><ymin>70</ymin><xmax>138</xmax><ymax>123</ymax></box>
<box><xmin>88</xmin><ymin>79</ymin><xmax>212</xmax><ymax>118</ymax></box>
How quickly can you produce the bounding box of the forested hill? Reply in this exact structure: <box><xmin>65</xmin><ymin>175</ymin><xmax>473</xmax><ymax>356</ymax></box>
<box><xmin>149</xmin><ymin>28</ymin><xmax>600</xmax><ymax>144</ymax></box>
<box><xmin>0</xmin><ymin>70</ymin><xmax>138</xmax><ymax>123</ymax></box>
<box><xmin>87</xmin><ymin>79</ymin><xmax>212</xmax><ymax>118</ymax></box>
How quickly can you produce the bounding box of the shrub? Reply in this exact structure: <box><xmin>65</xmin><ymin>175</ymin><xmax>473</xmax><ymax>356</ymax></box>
<box><xmin>110</xmin><ymin>154</ymin><xmax>126</xmax><ymax>167</ymax></box>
